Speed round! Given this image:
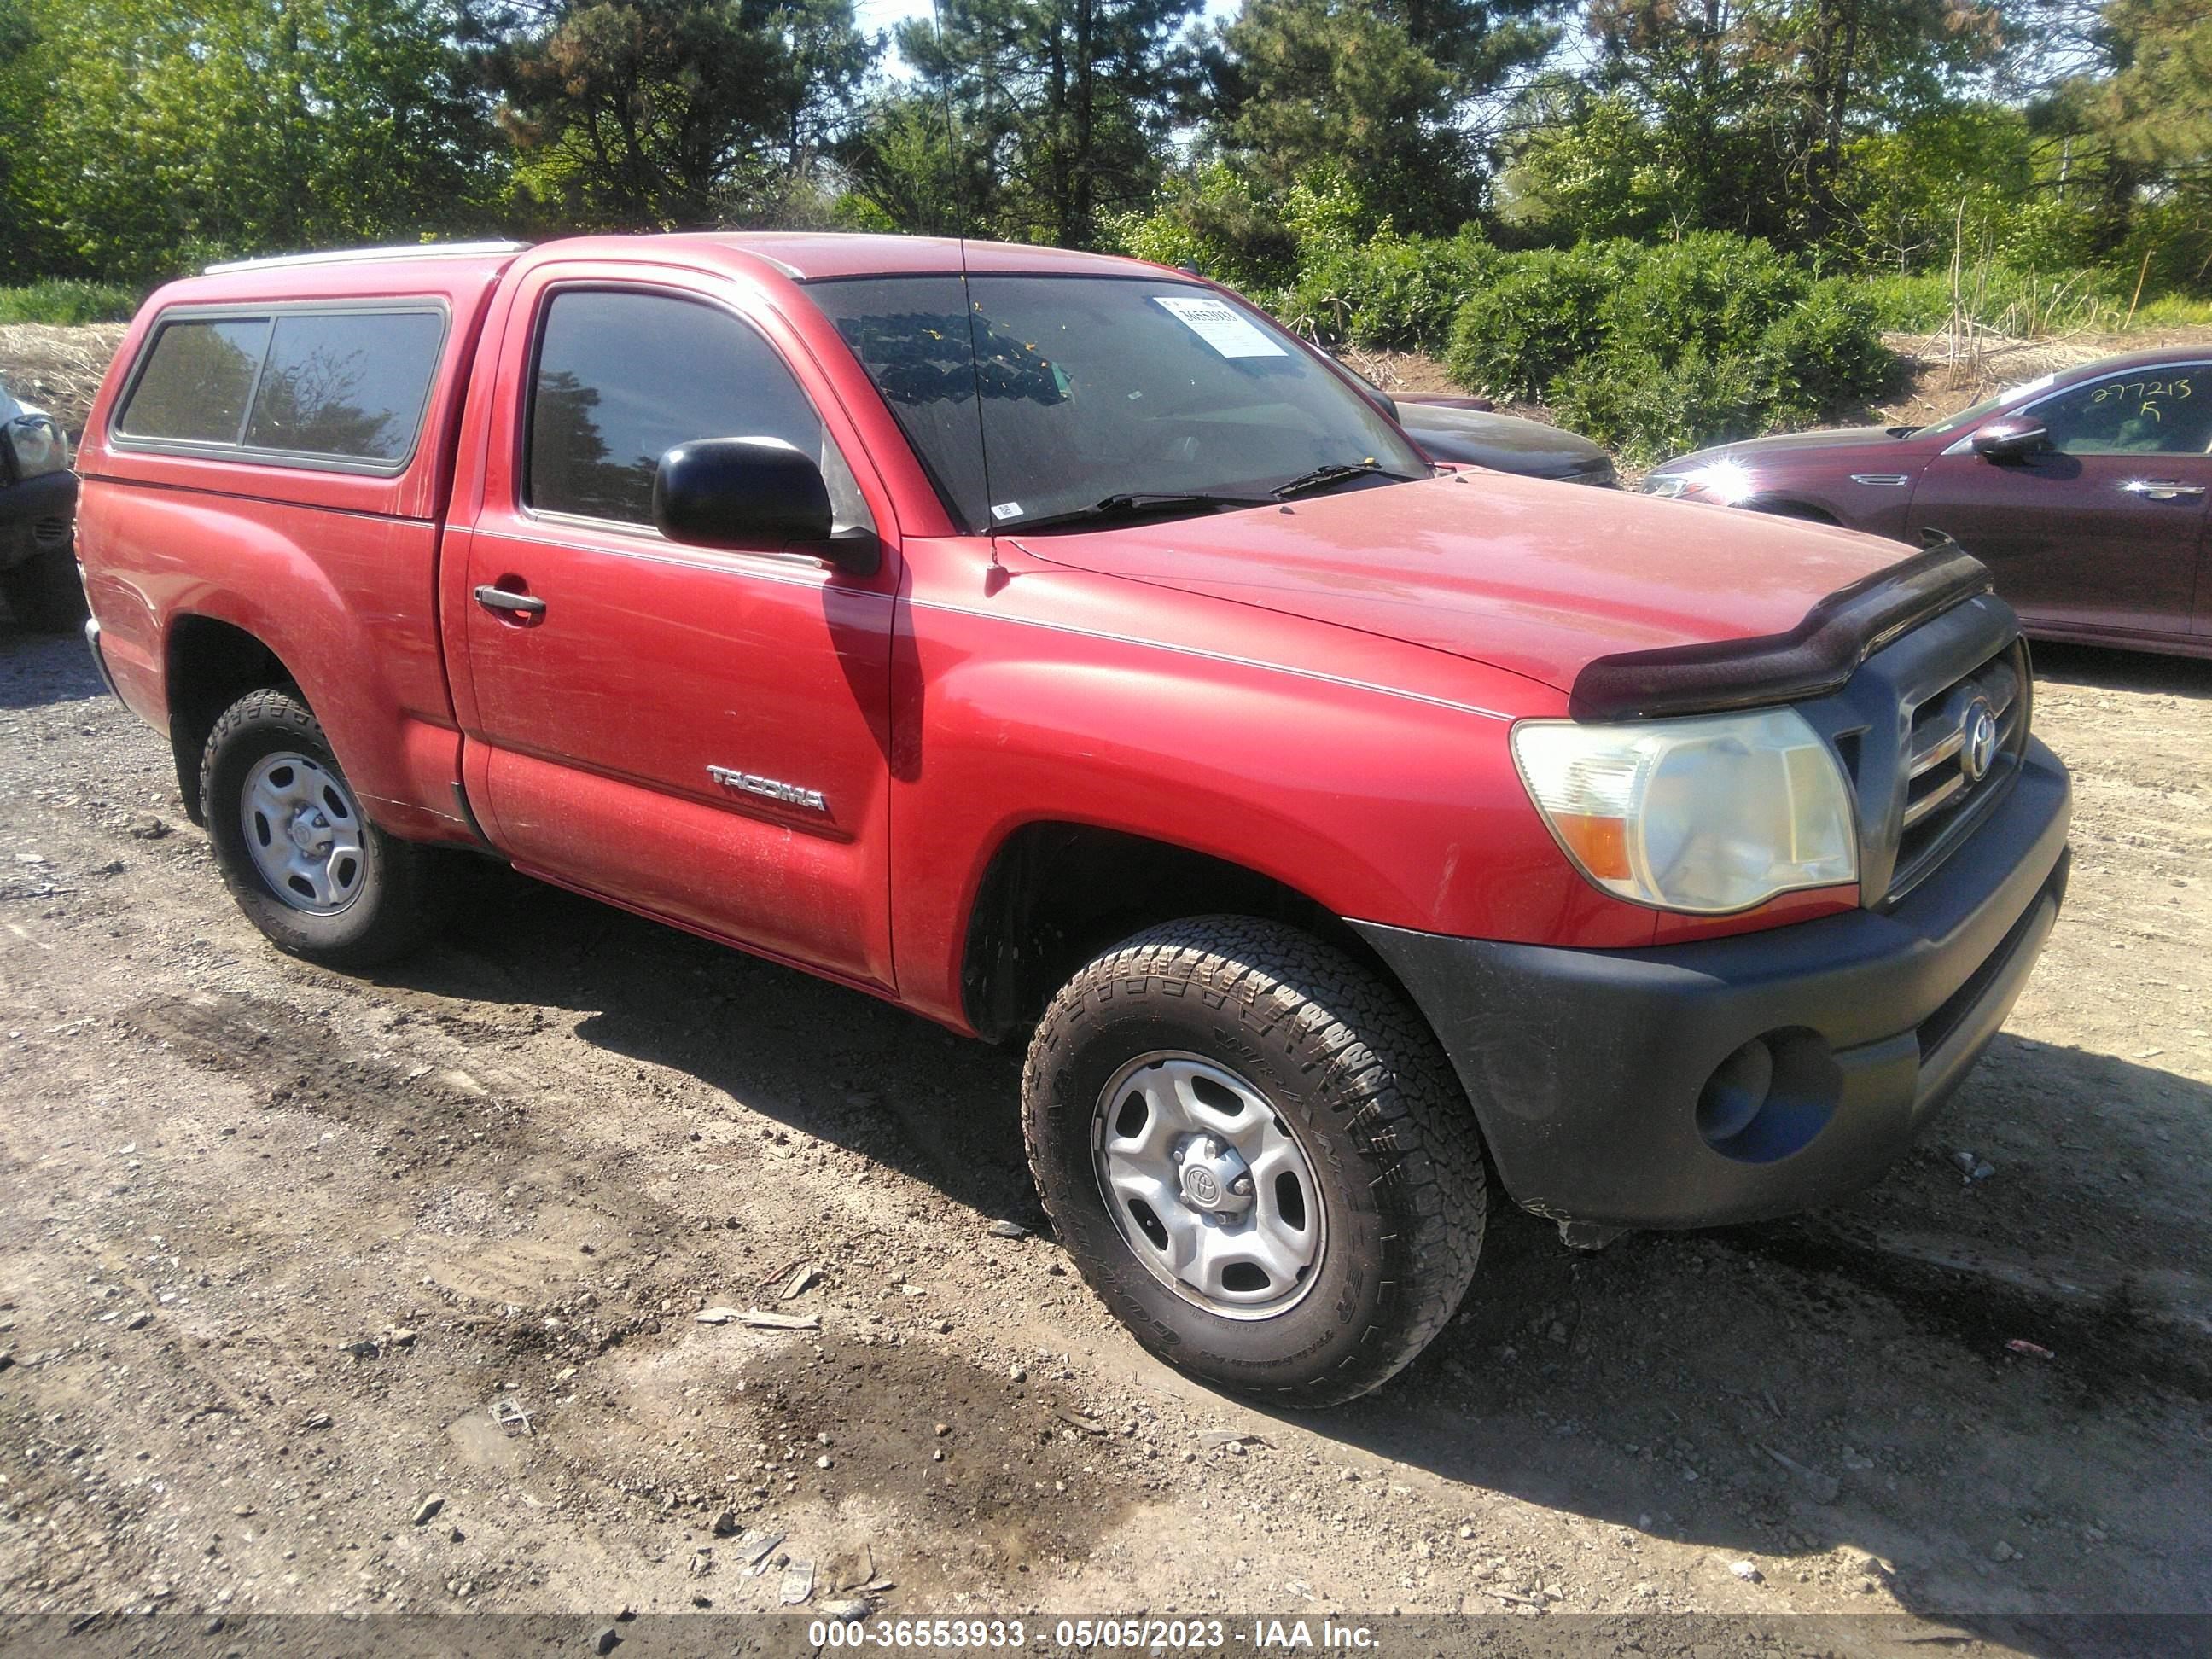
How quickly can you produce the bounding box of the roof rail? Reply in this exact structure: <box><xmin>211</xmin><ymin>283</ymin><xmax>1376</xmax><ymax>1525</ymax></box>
<box><xmin>201</xmin><ymin>240</ymin><xmax>529</xmax><ymax>276</ymax></box>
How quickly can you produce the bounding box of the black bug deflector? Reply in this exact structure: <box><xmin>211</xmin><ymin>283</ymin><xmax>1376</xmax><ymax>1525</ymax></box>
<box><xmin>1568</xmin><ymin>538</ymin><xmax>1992</xmax><ymax>722</ymax></box>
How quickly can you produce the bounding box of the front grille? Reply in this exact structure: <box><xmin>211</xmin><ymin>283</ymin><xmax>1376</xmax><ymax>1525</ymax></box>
<box><xmin>1890</xmin><ymin>641</ymin><xmax>2029</xmax><ymax>893</ymax></box>
<box><xmin>1783</xmin><ymin>589</ymin><xmax>2026</xmax><ymax>908</ymax></box>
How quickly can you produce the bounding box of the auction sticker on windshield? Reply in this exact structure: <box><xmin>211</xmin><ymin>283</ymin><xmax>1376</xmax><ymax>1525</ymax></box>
<box><xmin>1152</xmin><ymin>294</ymin><xmax>1286</xmax><ymax>358</ymax></box>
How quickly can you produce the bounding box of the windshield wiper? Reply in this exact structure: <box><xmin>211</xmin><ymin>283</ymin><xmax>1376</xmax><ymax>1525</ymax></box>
<box><xmin>1001</xmin><ymin>491</ymin><xmax>1273</xmax><ymax>533</ymax></box>
<box><xmin>1886</xmin><ymin>424</ymin><xmax>1922</xmax><ymax>438</ymax></box>
<box><xmin>1272</xmin><ymin>461</ymin><xmax>1425</xmax><ymax>499</ymax></box>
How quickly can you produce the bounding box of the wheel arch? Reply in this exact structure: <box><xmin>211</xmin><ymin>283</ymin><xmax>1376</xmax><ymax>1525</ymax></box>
<box><xmin>164</xmin><ymin>614</ymin><xmax>300</xmax><ymax>825</ymax></box>
<box><xmin>958</xmin><ymin>818</ymin><xmax>1422</xmax><ymax>1045</ymax></box>
<box><xmin>1749</xmin><ymin>498</ymin><xmax>1841</xmax><ymax>525</ymax></box>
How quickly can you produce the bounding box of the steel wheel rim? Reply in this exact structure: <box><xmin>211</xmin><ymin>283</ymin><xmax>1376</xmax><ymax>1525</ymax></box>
<box><xmin>240</xmin><ymin>751</ymin><xmax>366</xmax><ymax>917</ymax></box>
<box><xmin>1091</xmin><ymin>1051</ymin><xmax>1326</xmax><ymax>1320</ymax></box>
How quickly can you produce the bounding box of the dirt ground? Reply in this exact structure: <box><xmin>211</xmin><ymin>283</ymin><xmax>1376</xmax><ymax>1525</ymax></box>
<box><xmin>1</xmin><ymin>601</ymin><xmax>2208</xmax><ymax>1640</ymax></box>
<box><xmin>2</xmin><ymin>317</ymin><xmax>2209</xmax><ymax>1645</ymax></box>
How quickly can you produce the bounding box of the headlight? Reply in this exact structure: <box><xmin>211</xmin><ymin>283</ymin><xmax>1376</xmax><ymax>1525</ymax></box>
<box><xmin>1511</xmin><ymin>708</ymin><xmax>1857</xmax><ymax>913</ymax></box>
<box><xmin>5</xmin><ymin>413</ymin><xmax>67</xmax><ymax>480</ymax></box>
<box><xmin>1641</xmin><ymin>458</ymin><xmax>1754</xmax><ymax>505</ymax></box>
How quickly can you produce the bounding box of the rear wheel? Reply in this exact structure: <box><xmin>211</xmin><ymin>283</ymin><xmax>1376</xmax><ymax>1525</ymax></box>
<box><xmin>1022</xmin><ymin>917</ymin><xmax>1486</xmax><ymax>1406</ymax></box>
<box><xmin>200</xmin><ymin>688</ymin><xmax>454</xmax><ymax>968</ymax></box>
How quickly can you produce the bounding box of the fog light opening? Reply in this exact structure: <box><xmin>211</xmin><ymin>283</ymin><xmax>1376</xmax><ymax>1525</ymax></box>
<box><xmin>1697</xmin><ymin>1038</ymin><xmax>1774</xmax><ymax>1143</ymax></box>
<box><xmin>1696</xmin><ymin>1028</ymin><xmax>1839</xmax><ymax>1164</ymax></box>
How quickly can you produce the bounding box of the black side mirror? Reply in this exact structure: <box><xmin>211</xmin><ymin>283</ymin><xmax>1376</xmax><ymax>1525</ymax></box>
<box><xmin>653</xmin><ymin>437</ymin><xmax>879</xmax><ymax>575</ymax></box>
<box><xmin>1970</xmin><ymin>418</ymin><xmax>2049</xmax><ymax>461</ymax></box>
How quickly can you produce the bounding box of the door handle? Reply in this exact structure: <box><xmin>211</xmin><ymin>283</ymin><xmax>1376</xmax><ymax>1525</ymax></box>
<box><xmin>474</xmin><ymin>583</ymin><xmax>547</xmax><ymax>617</ymax></box>
<box><xmin>2120</xmin><ymin>480</ymin><xmax>2207</xmax><ymax>500</ymax></box>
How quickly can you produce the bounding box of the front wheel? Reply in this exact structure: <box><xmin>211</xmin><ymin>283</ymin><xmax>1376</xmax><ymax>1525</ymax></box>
<box><xmin>1022</xmin><ymin>917</ymin><xmax>1486</xmax><ymax>1406</ymax></box>
<box><xmin>200</xmin><ymin>688</ymin><xmax>455</xmax><ymax>969</ymax></box>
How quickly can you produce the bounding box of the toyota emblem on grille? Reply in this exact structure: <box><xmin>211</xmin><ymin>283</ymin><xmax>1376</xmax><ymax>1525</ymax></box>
<box><xmin>1960</xmin><ymin>698</ymin><xmax>1999</xmax><ymax>782</ymax></box>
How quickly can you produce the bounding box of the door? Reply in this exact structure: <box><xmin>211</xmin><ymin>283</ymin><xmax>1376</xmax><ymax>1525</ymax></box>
<box><xmin>456</xmin><ymin>276</ymin><xmax>899</xmax><ymax>988</ymax></box>
<box><xmin>1908</xmin><ymin>362</ymin><xmax>2211</xmax><ymax>643</ymax></box>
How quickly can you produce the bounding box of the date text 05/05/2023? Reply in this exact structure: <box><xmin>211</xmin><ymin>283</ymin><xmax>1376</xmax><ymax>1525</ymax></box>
<box><xmin>806</xmin><ymin>1617</ymin><xmax>1381</xmax><ymax>1650</ymax></box>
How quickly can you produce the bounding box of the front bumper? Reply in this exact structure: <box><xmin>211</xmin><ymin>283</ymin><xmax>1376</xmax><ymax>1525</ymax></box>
<box><xmin>0</xmin><ymin>470</ymin><xmax>79</xmax><ymax>570</ymax></box>
<box><xmin>1354</xmin><ymin>736</ymin><xmax>2071</xmax><ymax>1230</ymax></box>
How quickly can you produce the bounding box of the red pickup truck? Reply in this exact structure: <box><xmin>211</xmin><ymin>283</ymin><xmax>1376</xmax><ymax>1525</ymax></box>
<box><xmin>75</xmin><ymin>234</ymin><xmax>2071</xmax><ymax>1404</ymax></box>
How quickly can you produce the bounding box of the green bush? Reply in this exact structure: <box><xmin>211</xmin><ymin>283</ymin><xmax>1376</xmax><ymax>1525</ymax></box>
<box><xmin>1853</xmin><ymin>271</ymin><xmax>1960</xmax><ymax>332</ymax></box>
<box><xmin>1286</xmin><ymin>231</ymin><xmax>1499</xmax><ymax>351</ymax></box>
<box><xmin>1125</xmin><ymin>188</ymin><xmax>1906</xmax><ymax>459</ymax></box>
<box><xmin>1109</xmin><ymin>164</ymin><xmax>1307</xmax><ymax>294</ymax></box>
<box><xmin>1551</xmin><ymin>348</ymin><xmax>1769</xmax><ymax>469</ymax></box>
<box><xmin>1755</xmin><ymin>278</ymin><xmax>1893</xmax><ymax>417</ymax></box>
<box><xmin>1599</xmin><ymin>232</ymin><xmax>1805</xmax><ymax>364</ymax></box>
<box><xmin>1550</xmin><ymin>281</ymin><xmax>1890</xmax><ymax>466</ymax></box>
<box><xmin>1443</xmin><ymin>243</ymin><xmax>1627</xmax><ymax>401</ymax></box>
<box><xmin>0</xmin><ymin>279</ymin><xmax>138</xmax><ymax>325</ymax></box>
<box><xmin>1441</xmin><ymin>233</ymin><xmax>1893</xmax><ymax>459</ymax></box>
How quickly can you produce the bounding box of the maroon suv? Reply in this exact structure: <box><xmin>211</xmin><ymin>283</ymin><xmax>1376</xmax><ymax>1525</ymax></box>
<box><xmin>1642</xmin><ymin>347</ymin><xmax>2212</xmax><ymax>659</ymax></box>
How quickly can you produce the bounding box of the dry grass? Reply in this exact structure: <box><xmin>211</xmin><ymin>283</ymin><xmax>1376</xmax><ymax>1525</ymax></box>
<box><xmin>1872</xmin><ymin>320</ymin><xmax>2212</xmax><ymax>429</ymax></box>
<box><xmin>0</xmin><ymin>323</ymin><xmax>127</xmax><ymax>438</ymax></box>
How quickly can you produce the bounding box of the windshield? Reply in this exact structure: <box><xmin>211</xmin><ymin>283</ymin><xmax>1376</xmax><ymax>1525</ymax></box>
<box><xmin>806</xmin><ymin>273</ymin><xmax>1429</xmax><ymax>533</ymax></box>
<box><xmin>1918</xmin><ymin>372</ymin><xmax>2060</xmax><ymax>439</ymax></box>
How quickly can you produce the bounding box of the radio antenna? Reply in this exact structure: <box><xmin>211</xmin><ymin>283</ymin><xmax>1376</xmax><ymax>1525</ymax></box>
<box><xmin>928</xmin><ymin>0</ymin><xmax>1003</xmax><ymax>551</ymax></box>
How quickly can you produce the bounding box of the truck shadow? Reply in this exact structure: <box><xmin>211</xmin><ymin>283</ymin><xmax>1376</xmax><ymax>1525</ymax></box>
<box><xmin>1273</xmin><ymin>1035</ymin><xmax>2212</xmax><ymax>1622</ymax></box>
<box><xmin>388</xmin><ymin>865</ymin><xmax>2212</xmax><ymax>1624</ymax></box>
<box><xmin>398</xmin><ymin>863</ymin><xmax>1038</xmax><ymax>1227</ymax></box>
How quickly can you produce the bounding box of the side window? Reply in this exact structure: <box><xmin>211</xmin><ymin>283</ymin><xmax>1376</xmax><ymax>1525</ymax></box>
<box><xmin>117</xmin><ymin>307</ymin><xmax>446</xmax><ymax>464</ymax></box>
<box><xmin>243</xmin><ymin>311</ymin><xmax>445</xmax><ymax>461</ymax></box>
<box><xmin>116</xmin><ymin>317</ymin><xmax>271</xmax><ymax>445</ymax></box>
<box><xmin>2033</xmin><ymin>368</ymin><xmax>2212</xmax><ymax>457</ymax></box>
<box><xmin>527</xmin><ymin>288</ymin><xmax>869</xmax><ymax>533</ymax></box>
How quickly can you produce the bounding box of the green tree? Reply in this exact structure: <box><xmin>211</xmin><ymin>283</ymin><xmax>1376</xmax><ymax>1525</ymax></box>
<box><xmin>1985</xmin><ymin>1</ymin><xmax>2199</xmax><ymax>270</ymax></box>
<box><xmin>9</xmin><ymin>0</ymin><xmax>505</xmax><ymax>282</ymax></box>
<box><xmin>488</xmin><ymin>0</ymin><xmax>876</xmax><ymax>230</ymax></box>
<box><xmin>839</xmin><ymin>92</ymin><xmax>984</xmax><ymax>237</ymax></box>
<box><xmin>862</xmin><ymin>0</ymin><xmax>1201</xmax><ymax>247</ymax></box>
<box><xmin>1520</xmin><ymin>0</ymin><xmax>2006</xmax><ymax>252</ymax></box>
<box><xmin>1202</xmin><ymin>0</ymin><xmax>1563</xmax><ymax>236</ymax></box>
<box><xmin>0</xmin><ymin>0</ymin><xmax>53</xmax><ymax>280</ymax></box>
<box><xmin>2098</xmin><ymin>0</ymin><xmax>2212</xmax><ymax>166</ymax></box>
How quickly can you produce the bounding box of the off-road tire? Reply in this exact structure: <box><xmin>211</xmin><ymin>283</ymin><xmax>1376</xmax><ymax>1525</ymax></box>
<box><xmin>201</xmin><ymin>688</ymin><xmax>454</xmax><ymax>969</ymax></box>
<box><xmin>0</xmin><ymin>544</ymin><xmax>88</xmax><ymax>632</ymax></box>
<box><xmin>1023</xmin><ymin>916</ymin><xmax>1486</xmax><ymax>1406</ymax></box>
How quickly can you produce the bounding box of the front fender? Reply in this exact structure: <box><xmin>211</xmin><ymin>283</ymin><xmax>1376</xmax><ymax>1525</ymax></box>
<box><xmin>887</xmin><ymin>578</ymin><xmax>1656</xmax><ymax>1030</ymax></box>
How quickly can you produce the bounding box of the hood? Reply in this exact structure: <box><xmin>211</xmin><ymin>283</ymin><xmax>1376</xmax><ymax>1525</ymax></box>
<box><xmin>1012</xmin><ymin>472</ymin><xmax>1912</xmax><ymax>695</ymax></box>
<box><xmin>1655</xmin><ymin>424</ymin><xmax>1912</xmax><ymax>473</ymax></box>
<box><xmin>1395</xmin><ymin>405</ymin><xmax>1613</xmax><ymax>479</ymax></box>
